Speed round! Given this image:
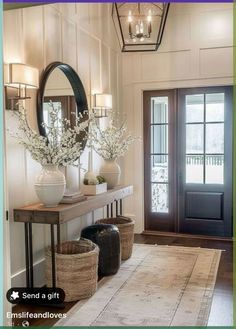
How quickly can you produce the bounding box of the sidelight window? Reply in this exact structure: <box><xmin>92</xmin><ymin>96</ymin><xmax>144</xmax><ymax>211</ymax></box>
<box><xmin>150</xmin><ymin>96</ymin><xmax>169</xmax><ymax>213</ymax></box>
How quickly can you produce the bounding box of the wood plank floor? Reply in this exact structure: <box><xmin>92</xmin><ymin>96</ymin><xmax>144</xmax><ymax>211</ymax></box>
<box><xmin>12</xmin><ymin>234</ymin><xmax>233</xmax><ymax>327</ymax></box>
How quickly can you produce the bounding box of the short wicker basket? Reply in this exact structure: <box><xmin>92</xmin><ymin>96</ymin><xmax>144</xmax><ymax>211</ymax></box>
<box><xmin>45</xmin><ymin>238</ymin><xmax>99</xmax><ymax>302</ymax></box>
<box><xmin>96</xmin><ymin>217</ymin><xmax>135</xmax><ymax>260</ymax></box>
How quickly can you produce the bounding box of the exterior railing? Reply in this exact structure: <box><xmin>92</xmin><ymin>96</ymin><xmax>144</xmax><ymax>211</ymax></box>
<box><xmin>186</xmin><ymin>155</ymin><xmax>224</xmax><ymax>165</ymax></box>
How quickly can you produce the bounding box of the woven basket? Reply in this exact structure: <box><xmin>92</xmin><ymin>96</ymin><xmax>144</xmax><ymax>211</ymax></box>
<box><xmin>96</xmin><ymin>217</ymin><xmax>135</xmax><ymax>260</ymax></box>
<box><xmin>45</xmin><ymin>238</ymin><xmax>99</xmax><ymax>302</ymax></box>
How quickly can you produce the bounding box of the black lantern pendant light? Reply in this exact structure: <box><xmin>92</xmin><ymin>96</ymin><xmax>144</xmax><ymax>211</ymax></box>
<box><xmin>112</xmin><ymin>3</ymin><xmax>170</xmax><ymax>52</ymax></box>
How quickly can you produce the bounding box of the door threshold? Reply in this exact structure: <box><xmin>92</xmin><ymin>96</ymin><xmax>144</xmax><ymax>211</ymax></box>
<box><xmin>142</xmin><ymin>230</ymin><xmax>233</xmax><ymax>242</ymax></box>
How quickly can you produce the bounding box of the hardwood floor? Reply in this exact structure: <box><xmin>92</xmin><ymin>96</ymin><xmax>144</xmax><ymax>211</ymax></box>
<box><xmin>12</xmin><ymin>234</ymin><xmax>233</xmax><ymax>327</ymax></box>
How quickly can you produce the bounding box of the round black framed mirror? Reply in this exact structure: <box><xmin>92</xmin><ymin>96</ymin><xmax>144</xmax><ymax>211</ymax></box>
<box><xmin>37</xmin><ymin>61</ymin><xmax>88</xmax><ymax>148</ymax></box>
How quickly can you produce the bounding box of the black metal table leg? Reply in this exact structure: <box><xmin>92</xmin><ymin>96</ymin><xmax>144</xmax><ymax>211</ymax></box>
<box><xmin>24</xmin><ymin>223</ymin><xmax>30</xmax><ymax>288</ymax></box>
<box><xmin>120</xmin><ymin>199</ymin><xmax>123</xmax><ymax>215</ymax></box>
<box><xmin>111</xmin><ymin>203</ymin><xmax>113</xmax><ymax>217</ymax></box>
<box><xmin>50</xmin><ymin>224</ymin><xmax>56</xmax><ymax>288</ymax></box>
<box><xmin>57</xmin><ymin>224</ymin><xmax>61</xmax><ymax>253</ymax></box>
<box><xmin>28</xmin><ymin>223</ymin><xmax>34</xmax><ymax>288</ymax></box>
<box><xmin>116</xmin><ymin>200</ymin><xmax>119</xmax><ymax>216</ymax></box>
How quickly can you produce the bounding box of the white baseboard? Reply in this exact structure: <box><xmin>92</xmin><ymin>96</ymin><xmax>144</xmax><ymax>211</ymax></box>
<box><xmin>11</xmin><ymin>258</ymin><xmax>46</xmax><ymax>287</ymax></box>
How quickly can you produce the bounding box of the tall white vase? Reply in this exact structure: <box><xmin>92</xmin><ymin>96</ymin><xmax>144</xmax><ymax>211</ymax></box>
<box><xmin>64</xmin><ymin>165</ymin><xmax>80</xmax><ymax>195</ymax></box>
<box><xmin>84</xmin><ymin>149</ymin><xmax>97</xmax><ymax>182</ymax></box>
<box><xmin>34</xmin><ymin>164</ymin><xmax>66</xmax><ymax>207</ymax></box>
<box><xmin>100</xmin><ymin>159</ymin><xmax>121</xmax><ymax>189</ymax></box>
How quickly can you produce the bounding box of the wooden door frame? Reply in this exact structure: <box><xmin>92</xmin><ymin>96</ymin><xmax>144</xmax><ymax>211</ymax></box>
<box><xmin>143</xmin><ymin>89</ymin><xmax>177</xmax><ymax>232</ymax></box>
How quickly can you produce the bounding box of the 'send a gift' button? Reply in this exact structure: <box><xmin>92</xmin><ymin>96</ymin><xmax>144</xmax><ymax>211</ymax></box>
<box><xmin>6</xmin><ymin>287</ymin><xmax>65</xmax><ymax>304</ymax></box>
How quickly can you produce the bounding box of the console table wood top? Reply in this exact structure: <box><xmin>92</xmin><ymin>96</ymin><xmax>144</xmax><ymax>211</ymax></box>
<box><xmin>14</xmin><ymin>185</ymin><xmax>133</xmax><ymax>225</ymax></box>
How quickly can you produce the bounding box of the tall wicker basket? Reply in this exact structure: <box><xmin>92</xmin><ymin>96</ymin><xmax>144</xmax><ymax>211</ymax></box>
<box><xmin>45</xmin><ymin>238</ymin><xmax>99</xmax><ymax>302</ymax></box>
<box><xmin>96</xmin><ymin>217</ymin><xmax>134</xmax><ymax>260</ymax></box>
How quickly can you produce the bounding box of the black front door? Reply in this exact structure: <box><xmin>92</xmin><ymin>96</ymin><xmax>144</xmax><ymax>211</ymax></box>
<box><xmin>178</xmin><ymin>86</ymin><xmax>233</xmax><ymax>237</ymax></box>
<box><xmin>143</xmin><ymin>86</ymin><xmax>233</xmax><ymax>237</ymax></box>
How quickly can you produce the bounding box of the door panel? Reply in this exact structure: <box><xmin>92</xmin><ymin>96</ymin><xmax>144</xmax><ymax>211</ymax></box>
<box><xmin>185</xmin><ymin>192</ymin><xmax>223</xmax><ymax>219</ymax></box>
<box><xmin>178</xmin><ymin>86</ymin><xmax>232</xmax><ymax>237</ymax></box>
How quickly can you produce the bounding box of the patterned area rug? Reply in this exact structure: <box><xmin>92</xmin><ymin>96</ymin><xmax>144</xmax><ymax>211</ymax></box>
<box><xmin>56</xmin><ymin>244</ymin><xmax>221</xmax><ymax>327</ymax></box>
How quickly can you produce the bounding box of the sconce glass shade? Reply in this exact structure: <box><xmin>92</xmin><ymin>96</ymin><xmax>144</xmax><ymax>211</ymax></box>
<box><xmin>93</xmin><ymin>93</ymin><xmax>113</xmax><ymax>118</ymax></box>
<box><xmin>94</xmin><ymin>94</ymin><xmax>112</xmax><ymax>109</ymax></box>
<box><xmin>112</xmin><ymin>3</ymin><xmax>170</xmax><ymax>52</ymax></box>
<box><xmin>5</xmin><ymin>63</ymin><xmax>39</xmax><ymax>89</ymax></box>
<box><xmin>4</xmin><ymin>63</ymin><xmax>39</xmax><ymax>110</ymax></box>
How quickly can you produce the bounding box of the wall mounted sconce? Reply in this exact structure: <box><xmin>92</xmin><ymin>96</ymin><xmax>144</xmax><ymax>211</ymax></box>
<box><xmin>4</xmin><ymin>63</ymin><xmax>39</xmax><ymax>110</ymax></box>
<box><xmin>92</xmin><ymin>93</ymin><xmax>112</xmax><ymax>118</ymax></box>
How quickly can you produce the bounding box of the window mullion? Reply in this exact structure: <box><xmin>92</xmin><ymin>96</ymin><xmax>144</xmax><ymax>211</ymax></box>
<box><xmin>203</xmin><ymin>94</ymin><xmax>206</xmax><ymax>184</ymax></box>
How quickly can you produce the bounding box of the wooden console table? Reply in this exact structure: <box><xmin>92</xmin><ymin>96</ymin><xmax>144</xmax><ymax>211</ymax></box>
<box><xmin>14</xmin><ymin>185</ymin><xmax>133</xmax><ymax>289</ymax></box>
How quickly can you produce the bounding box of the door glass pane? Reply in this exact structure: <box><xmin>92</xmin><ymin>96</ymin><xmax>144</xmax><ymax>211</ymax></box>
<box><xmin>186</xmin><ymin>155</ymin><xmax>204</xmax><ymax>183</ymax></box>
<box><xmin>151</xmin><ymin>183</ymin><xmax>168</xmax><ymax>213</ymax></box>
<box><xmin>186</xmin><ymin>124</ymin><xmax>204</xmax><ymax>153</ymax></box>
<box><xmin>151</xmin><ymin>97</ymin><xmax>168</xmax><ymax>124</ymax></box>
<box><xmin>186</xmin><ymin>94</ymin><xmax>204</xmax><ymax>123</ymax></box>
<box><xmin>206</xmin><ymin>123</ymin><xmax>224</xmax><ymax>154</ymax></box>
<box><xmin>151</xmin><ymin>155</ymin><xmax>168</xmax><ymax>182</ymax></box>
<box><xmin>152</xmin><ymin>125</ymin><xmax>168</xmax><ymax>153</ymax></box>
<box><xmin>206</xmin><ymin>93</ymin><xmax>224</xmax><ymax>122</ymax></box>
<box><xmin>205</xmin><ymin>155</ymin><xmax>224</xmax><ymax>184</ymax></box>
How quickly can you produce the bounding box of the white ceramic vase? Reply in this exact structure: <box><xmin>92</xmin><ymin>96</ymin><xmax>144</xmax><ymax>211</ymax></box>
<box><xmin>34</xmin><ymin>164</ymin><xmax>66</xmax><ymax>207</ymax></box>
<box><xmin>100</xmin><ymin>159</ymin><xmax>121</xmax><ymax>189</ymax></box>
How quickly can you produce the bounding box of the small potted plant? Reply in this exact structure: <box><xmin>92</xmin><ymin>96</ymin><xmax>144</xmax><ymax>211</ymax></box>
<box><xmin>82</xmin><ymin>173</ymin><xmax>107</xmax><ymax>195</ymax></box>
<box><xmin>11</xmin><ymin>103</ymin><xmax>88</xmax><ymax>207</ymax></box>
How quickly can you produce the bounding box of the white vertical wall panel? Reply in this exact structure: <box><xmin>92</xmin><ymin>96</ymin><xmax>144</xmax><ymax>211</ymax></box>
<box><xmin>77</xmin><ymin>28</ymin><xmax>91</xmax><ymax>98</ymax></box>
<box><xmin>122</xmin><ymin>55</ymin><xmax>134</xmax><ymax>86</ymax></box>
<box><xmin>158</xmin><ymin>10</ymin><xmax>191</xmax><ymax>52</ymax></box>
<box><xmin>101</xmin><ymin>43</ymin><xmax>110</xmax><ymax>93</ymax></box>
<box><xmin>62</xmin><ymin>17</ymin><xmax>77</xmax><ymax>69</ymax></box>
<box><xmin>101</xmin><ymin>4</ymin><xmax>110</xmax><ymax>46</ymax></box>
<box><xmin>76</xmin><ymin>3</ymin><xmax>90</xmax><ymax>32</ymax></box>
<box><xmin>199</xmin><ymin>47</ymin><xmax>233</xmax><ymax>77</ymax></box>
<box><xmin>59</xmin><ymin>3</ymin><xmax>77</xmax><ymax>19</ymax></box>
<box><xmin>110</xmin><ymin>49</ymin><xmax>118</xmax><ymax>110</ymax></box>
<box><xmin>5</xmin><ymin>120</ymin><xmax>27</xmax><ymax>210</ymax></box>
<box><xmin>141</xmin><ymin>51</ymin><xmax>191</xmax><ymax>81</ymax></box>
<box><xmin>90</xmin><ymin>37</ymin><xmax>101</xmax><ymax>93</ymax></box>
<box><xmin>108</xmin><ymin>4</ymin><xmax>120</xmax><ymax>52</ymax></box>
<box><xmin>117</xmin><ymin>53</ymin><xmax>122</xmax><ymax>111</ymax></box>
<box><xmin>89</xmin><ymin>3</ymin><xmax>102</xmax><ymax>39</ymax></box>
<box><xmin>197</xmin><ymin>9</ymin><xmax>233</xmax><ymax>48</ymax></box>
<box><xmin>23</xmin><ymin>6</ymin><xmax>44</xmax><ymax>70</ymax></box>
<box><xmin>3</xmin><ymin>10</ymin><xmax>24</xmax><ymax>63</ymax></box>
<box><xmin>5</xmin><ymin>113</ymin><xmax>27</xmax><ymax>276</ymax></box>
<box><xmin>44</xmin><ymin>5</ymin><xmax>62</xmax><ymax>65</ymax></box>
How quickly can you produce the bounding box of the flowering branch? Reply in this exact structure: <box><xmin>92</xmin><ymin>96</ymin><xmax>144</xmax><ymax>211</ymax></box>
<box><xmin>87</xmin><ymin>113</ymin><xmax>138</xmax><ymax>160</ymax></box>
<box><xmin>10</xmin><ymin>102</ymin><xmax>89</xmax><ymax>167</ymax></box>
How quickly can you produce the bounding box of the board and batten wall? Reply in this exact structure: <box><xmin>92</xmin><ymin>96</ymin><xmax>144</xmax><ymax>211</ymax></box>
<box><xmin>3</xmin><ymin>3</ymin><xmax>122</xmax><ymax>287</ymax></box>
<box><xmin>121</xmin><ymin>3</ymin><xmax>234</xmax><ymax>233</ymax></box>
